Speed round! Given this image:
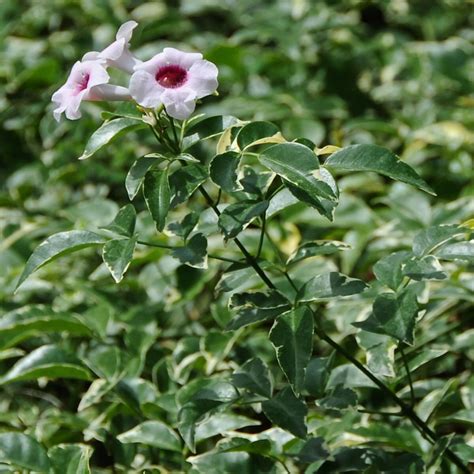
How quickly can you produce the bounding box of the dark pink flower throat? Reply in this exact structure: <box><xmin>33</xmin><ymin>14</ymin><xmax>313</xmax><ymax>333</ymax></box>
<box><xmin>74</xmin><ymin>73</ymin><xmax>90</xmax><ymax>95</ymax></box>
<box><xmin>156</xmin><ymin>65</ymin><xmax>187</xmax><ymax>88</ymax></box>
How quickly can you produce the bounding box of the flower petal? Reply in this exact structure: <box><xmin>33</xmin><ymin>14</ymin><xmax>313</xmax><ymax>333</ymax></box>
<box><xmin>129</xmin><ymin>70</ymin><xmax>164</xmax><ymax>108</ymax></box>
<box><xmin>116</xmin><ymin>20</ymin><xmax>138</xmax><ymax>42</ymax></box>
<box><xmin>87</xmin><ymin>84</ymin><xmax>132</xmax><ymax>101</ymax></box>
<box><xmin>188</xmin><ymin>60</ymin><xmax>219</xmax><ymax>98</ymax></box>
<box><xmin>161</xmin><ymin>88</ymin><xmax>197</xmax><ymax>120</ymax></box>
<box><xmin>163</xmin><ymin>47</ymin><xmax>202</xmax><ymax>70</ymax></box>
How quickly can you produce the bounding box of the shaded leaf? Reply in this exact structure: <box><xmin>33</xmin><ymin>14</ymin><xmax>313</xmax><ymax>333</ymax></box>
<box><xmin>232</xmin><ymin>358</ymin><xmax>272</xmax><ymax>398</ymax></box>
<box><xmin>169</xmin><ymin>163</ymin><xmax>208</xmax><ymax>207</ymax></box>
<box><xmin>218</xmin><ymin>200</ymin><xmax>269</xmax><ymax>240</ymax></box>
<box><xmin>172</xmin><ymin>233</ymin><xmax>208</xmax><ymax>269</ymax></box>
<box><xmin>297</xmin><ymin>272</ymin><xmax>368</xmax><ymax>302</ymax></box>
<box><xmin>236</xmin><ymin>121</ymin><xmax>279</xmax><ymax>149</ymax></box>
<box><xmin>210</xmin><ymin>151</ymin><xmax>242</xmax><ymax>192</ymax></box>
<box><xmin>318</xmin><ymin>386</ymin><xmax>358</xmax><ymax>410</ymax></box>
<box><xmin>262</xmin><ymin>387</ymin><xmax>307</xmax><ymax>438</ymax></box>
<box><xmin>353</xmin><ymin>287</ymin><xmax>419</xmax><ymax>345</ymax></box>
<box><xmin>269</xmin><ymin>307</ymin><xmax>313</xmax><ymax>394</ymax></box>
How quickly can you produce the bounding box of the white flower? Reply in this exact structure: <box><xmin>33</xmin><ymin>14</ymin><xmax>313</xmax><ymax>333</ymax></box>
<box><xmin>129</xmin><ymin>47</ymin><xmax>218</xmax><ymax>120</ymax></box>
<box><xmin>51</xmin><ymin>60</ymin><xmax>131</xmax><ymax>121</ymax></box>
<box><xmin>83</xmin><ymin>21</ymin><xmax>141</xmax><ymax>74</ymax></box>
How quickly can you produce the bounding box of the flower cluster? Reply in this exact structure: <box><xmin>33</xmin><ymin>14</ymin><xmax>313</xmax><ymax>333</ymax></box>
<box><xmin>52</xmin><ymin>21</ymin><xmax>218</xmax><ymax>121</ymax></box>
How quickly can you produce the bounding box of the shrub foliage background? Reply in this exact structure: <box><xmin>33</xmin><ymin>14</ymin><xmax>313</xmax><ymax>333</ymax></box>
<box><xmin>0</xmin><ymin>1</ymin><xmax>473</xmax><ymax>472</ymax></box>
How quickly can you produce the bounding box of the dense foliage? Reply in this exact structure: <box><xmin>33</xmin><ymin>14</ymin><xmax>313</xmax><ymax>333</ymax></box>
<box><xmin>1</xmin><ymin>1</ymin><xmax>473</xmax><ymax>473</ymax></box>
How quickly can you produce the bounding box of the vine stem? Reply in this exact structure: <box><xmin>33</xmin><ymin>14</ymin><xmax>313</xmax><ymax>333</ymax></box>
<box><xmin>137</xmin><ymin>240</ymin><xmax>241</xmax><ymax>264</ymax></box>
<box><xmin>197</xmin><ymin>189</ymin><xmax>469</xmax><ymax>474</ymax></box>
<box><xmin>400</xmin><ymin>345</ymin><xmax>415</xmax><ymax>407</ymax></box>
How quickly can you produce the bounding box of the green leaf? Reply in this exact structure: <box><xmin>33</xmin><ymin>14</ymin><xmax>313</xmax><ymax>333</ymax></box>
<box><xmin>287</xmin><ymin>240</ymin><xmax>351</xmax><ymax>265</ymax></box>
<box><xmin>402</xmin><ymin>255</ymin><xmax>447</xmax><ymax>281</ymax></box>
<box><xmin>49</xmin><ymin>444</ymin><xmax>92</xmax><ymax>474</ymax></box>
<box><xmin>169</xmin><ymin>163</ymin><xmax>208</xmax><ymax>207</ymax></box>
<box><xmin>373</xmin><ymin>251</ymin><xmax>410</xmax><ymax>290</ymax></box>
<box><xmin>168</xmin><ymin>212</ymin><xmax>200</xmax><ymax>240</ymax></box>
<box><xmin>318</xmin><ymin>385</ymin><xmax>358</xmax><ymax>410</ymax></box>
<box><xmin>227</xmin><ymin>290</ymin><xmax>291</xmax><ymax>330</ymax></box>
<box><xmin>0</xmin><ymin>433</ymin><xmax>51</xmax><ymax>472</ymax></box>
<box><xmin>269</xmin><ymin>307</ymin><xmax>313</xmax><ymax>394</ymax></box>
<box><xmin>262</xmin><ymin>387</ymin><xmax>307</xmax><ymax>438</ymax></box>
<box><xmin>172</xmin><ymin>233</ymin><xmax>208</xmax><ymax>269</ymax></box>
<box><xmin>232</xmin><ymin>358</ymin><xmax>272</xmax><ymax>398</ymax></box>
<box><xmin>187</xmin><ymin>450</ymin><xmax>270</xmax><ymax>474</ymax></box>
<box><xmin>297</xmin><ymin>272</ymin><xmax>368</xmax><ymax>302</ymax></box>
<box><xmin>324</xmin><ymin>144</ymin><xmax>435</xmax><ymax>195</ymax></box>
<box><xmin>79</xmin><ymin>117</ymin><xmax>145</xmax><ymax>160</ymax></box>
<box><xmin>285</xmin><ymin>437</ymin><xmax>329</xmax><ymax>464</ymax></box>
<box><xmin>178</xmin><ymin>381</ymin><xmax>239</xmax><ymax>451</ymax></box>
<box><xmin>102</xmin><ymin>237</ymin><xmax>137</xmax><ymax>283</ymax></box>
<box><xmin>218</xmin><ymin>200</ymin><xmax>269</xmax><ymax>240</ymax></box>
<box><xmin>117</xmin><ymin>421</ymin><xmax>181</xmax><ymax>452</ymax></box>
<box><xmin>210</xmin><ymin>151</ymin><xmax>242</xmax><ymax>193</ymax></box>
<box><xmin>86</xmin><ymin>346</ymin><xmax>122</xmax><ymax>380</ymax></box>
<box><xmin>15</xmin><ymin>230</ymin><xmax>106</xmax><ymax>291</ymax></box>
<box><xmin>356</xmin><ymin>332</ymin><xmax>396</xmax><ymax>378</ymax></box>
<box><xmin>236</xmin><ymin>121</ymin><xmax>280</xmax><ymax>149</ymax></box>
<box><xmin>353</xmin><ymin>287</ymin><xmax>419</xmax><ymax>345</ymax></box>
<box><xmin>435</xmin><ymin>241</ymin><xmax>474</xmax><ymax>263</ymax></box>
<box><xmin>260</xmin><ymin>143</ymin><xmax>337</xmax><ymax>201</ymax></box>
<box><xmin>183</xmin><ymin>115</ymin><xmax>240</xmax><ymax>150</ymax></box>
<box><xmin>101</xmin><ymin>204</ymin><xmax>136</xmax><ymax>237</ymax></box>
<box><xmin>144</xmin><ymin>169</ymin><xmax>171</xmax><ymax>232</ymax></box>
<box><xmin>0</xmin><ymin>305</ymin><xmax>92</xmax><ymax>350</ymax></box>
<box><xmin>412</xmin><ymin>225</ymin><xmax>468</xmax><ymax>257</ymax></box>
<box><xmin>417</xmin><ymin>379</ymin><xmax>455</xmax><ymax>422</ymax></box>
<box><xmin>229</xmin><ymin>290</ymin><xmax>290</xmax><ymax>310</ymax></box>
<box><xmin>0</xmin><ymin>344</ymin><xmax>91</xmax><ymax>384</ymax></box>
<box><xmin>125</xmin><ymin>156</ymin><xmax>159</xmax><ymax>200</ymax></box>
<box><xmin>304</xmin><ymin>355</ymin><xmax>334</xmax><ymax>398</ymax></box>
<box><xmin>195</xmin><ymin>414</ymin><xmax>260</xmax><ymax>443</ymax></box>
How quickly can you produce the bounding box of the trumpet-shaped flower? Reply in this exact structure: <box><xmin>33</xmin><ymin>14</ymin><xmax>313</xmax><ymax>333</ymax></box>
<box><xmin>129</xmin><ymin>47</ymin><xmax>218</xmax><ymax>119</ymax></box>
<box><xmin>83</xmin><ymin>21</ymin><xmax>141</xmax><ymax>74</ymax></box>
<box><xmin>52</xmin><ymin>60</ymin><xmax>131</xmax><ymax>121</ymax></box>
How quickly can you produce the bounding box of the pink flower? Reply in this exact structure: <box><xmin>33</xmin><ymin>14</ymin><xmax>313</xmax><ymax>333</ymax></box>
<box><xmin>83</xmin><ymin>21</ymin><xmax>141</xmax><ymax>74</ymax></box>
<box><xmin>52</xmin><ymin>60</ymin><xmax>130</xmax><ymax>121</ymax></box>
<box><xmin>129</xmin><ymin>47</ymin><xmax>218</xmax><ymax>119</ymax></box>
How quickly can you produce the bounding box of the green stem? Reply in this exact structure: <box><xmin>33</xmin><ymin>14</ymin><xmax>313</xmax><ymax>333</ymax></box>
<box><xmin>137</xmin><ymin>240</ymin><xmax>241</xmax><ymax>264</ymax></box>
<box><xmin>400</xmin><ymin>345</ymin><xmax>415</xmax><ymax>407</ymax></box>
<box><xmin>198</xmin><ymin>186</ymin><xmax>276</xmax><ymax>290</ymax></box>
<box><xmin>256</xmin><ymin>213</ymin><xmax>266</xmax><ymax>259</ymax></box>
<box><xmin>168</xmin><ymin>114</ymin><xmax>181</xmax><ymax>150</ymax></box>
